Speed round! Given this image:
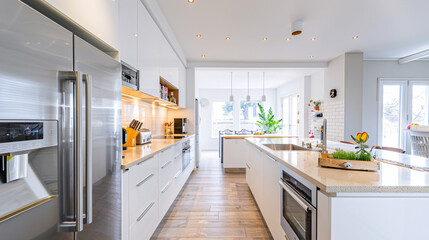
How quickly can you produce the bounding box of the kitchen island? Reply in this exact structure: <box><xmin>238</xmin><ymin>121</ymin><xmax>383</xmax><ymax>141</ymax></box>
<box><xmin>221</xmin><ymin>134</ymin><xmax>297</xmax><ymax>169</ymax></box>
<box><xmin>244</xmin><ymin>137</ymin><xmax>429</xmax><ymax>240</ymax></box>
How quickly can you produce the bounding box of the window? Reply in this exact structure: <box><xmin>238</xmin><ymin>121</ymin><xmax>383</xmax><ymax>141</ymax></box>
<box><xmin>378</xmin><ymin>79</ymin><xmax>429</xmax><ymax>149</ymax></box>
<box><xmin>239</xmin><ymin>101</ymin><xmax>262</xmax><ymax>131</ymax></box>
<box><xmin>282</xmin><ymin>94</ymin><xmax>298</xmax><ymax>136</ymax></box>
<box><xmin>212</xmin><ymin>102</ymin><xmax>233</xmax><ymax>137</ymax></box>
<box><xmin>411</xmin><ymin>84</ymin><xmax>429</xmax><ymax>125</ymax></box>
<box><xmin>380</xmin><ymin>83</ymin><xmax>405</xmax><ymax>148</ymax></box>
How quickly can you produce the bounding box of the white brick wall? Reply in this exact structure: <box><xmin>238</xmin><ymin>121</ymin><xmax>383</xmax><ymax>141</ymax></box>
<box><xmin>323</xmin><ymin>101</ymin><xmax>344</xmax><ymax>141</ymax></box>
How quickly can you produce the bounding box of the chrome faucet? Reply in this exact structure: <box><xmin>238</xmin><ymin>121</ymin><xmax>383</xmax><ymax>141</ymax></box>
<box><xmin>321</xmin><ymin>118</ymin><xmax>328</xmax><ymax>153</ymax></box>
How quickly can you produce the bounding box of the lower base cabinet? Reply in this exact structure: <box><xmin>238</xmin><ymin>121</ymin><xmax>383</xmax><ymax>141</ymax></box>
<box><xmin>247</xmin><ymin>143</ymin><xmax>285</xmax><ymax>240</ymax></box>
<box><xmin>123</xmin><ymin>137</ymin><xmax>195</xmax><ymax>240</ymax></box>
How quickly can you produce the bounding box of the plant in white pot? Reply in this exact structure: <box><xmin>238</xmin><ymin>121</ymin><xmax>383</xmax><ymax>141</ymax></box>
<box><xmin>256</xmin><ymin>103</ymin><xmax>283</xmax><ymax>134</ymax></box>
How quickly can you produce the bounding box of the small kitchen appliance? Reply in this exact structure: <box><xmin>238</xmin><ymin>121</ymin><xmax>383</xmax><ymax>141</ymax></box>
<box><xmin>174</xmin><ymin>118</ymin><xmax>187</xmax><ymax>134</ymax></box>
<box><xmin>136</xmin><ymin>129</ymin><xmax>152</xmax><ymax>145</ymax></box>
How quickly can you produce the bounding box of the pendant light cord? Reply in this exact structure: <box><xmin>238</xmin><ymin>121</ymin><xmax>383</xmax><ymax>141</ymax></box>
<box><xmin>247</xmin><ymin>72</ymin><xmax>250</xmax><ymax>96</ymax></box>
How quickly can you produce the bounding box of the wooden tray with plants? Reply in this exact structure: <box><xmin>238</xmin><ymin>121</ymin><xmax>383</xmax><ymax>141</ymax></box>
<box><xmin>318</xmin><ymin>132</ymin><xmax>380</xmax><ymax>171</ymax></box>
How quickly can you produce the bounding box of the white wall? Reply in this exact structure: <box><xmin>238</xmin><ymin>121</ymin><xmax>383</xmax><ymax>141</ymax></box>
<box><xmin>344</xmin><ymin>53</ymin><xmax>363</xmax><ymax>140</ymax></box>
<box><xmin>199</xmin><ymin>88</ymin><xmax>277</xmax><ymax>150</ymax></box>
<box><xmin>324</xmin><ymin>54</ymin><xmax>346</xmax><ymax>141</ymax></box>
<box><xmin>362</xmin><ymin>60</ymin><xmax>429</xmax><ymax>146</ymax></box>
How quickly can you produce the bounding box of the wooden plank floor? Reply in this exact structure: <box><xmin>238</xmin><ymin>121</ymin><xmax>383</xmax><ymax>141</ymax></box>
<box><xmin>151</xmin><ymin>151</ymin><xmax>272</xmax><ymax>240</ymax></box>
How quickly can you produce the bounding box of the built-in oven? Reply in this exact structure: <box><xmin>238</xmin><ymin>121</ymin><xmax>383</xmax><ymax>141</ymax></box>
<box><xmin>182</xmin><ymin>139</ymin><xmax>191</xmax><ymax>171</ymax></box>
<box><xmin>279</xmin><ymin>164</ymin><xmax>317</xmax><ymax>240</ymax></box>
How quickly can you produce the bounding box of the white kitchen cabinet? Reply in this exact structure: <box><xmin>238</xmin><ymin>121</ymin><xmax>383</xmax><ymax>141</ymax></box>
<box><xmin>178</xmin><ymin>60</ymin><xmax>186</xmax><ymax>108</ymax></box>
<box><xmin>128</xmin><ymin>156</ymin><xmax>158</xmax><ymax>240</ymax></box>
<box><xmin>119</xmin><ymin>0</ymin><xmax>138</xmax><ymax>68</ymax></box>
<box><xmin>44</xmin><ymin>0</ymin><xmax>119</xmax><ymax>50</ymax></box>
<box><xmin>159</xmin><ymin>35</ymin><xmax>179</xmax><ymax>89</ymax></box>
<box><xmin>223</xmin><ymin>139</ymin><xmax>248</xmax><ymax>168</ymax></box>
<box><xmin>137</xmin><ymin>1</ymin><xmax>161</xmax><ymax>97</ymax></box>
<box><xmin>245</xmin><ymin>143</ymin><xmax>284</xmax><ymax>240</ymax></box>
<box><xmin>123</xmin><ymin>139</ymin><xmax>195</xmax><ymax>240</ymax></box>
<box><xmin>261</xmin><ymin>153</ymin><xmax>283</xmax><ymax>240</ymax></box>
<box><xmin>317</xmin><ymin>191</ymin><xmax>429</xmax><ymax>240</ymax></box>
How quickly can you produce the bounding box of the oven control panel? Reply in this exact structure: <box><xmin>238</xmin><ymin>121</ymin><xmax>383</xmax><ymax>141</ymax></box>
<box><xmin>0</xmin><ymin>120</ymin><xmax>57</xmax><ymax>154</ymax></box>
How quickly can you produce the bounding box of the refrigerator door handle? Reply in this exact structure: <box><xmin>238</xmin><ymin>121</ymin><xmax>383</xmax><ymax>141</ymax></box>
<box><xmin>82</xmin><ymin>74</ymin><xmax>93</xmax><ymax>225</ymax></box>
<box><xmin>58</xmin><ymin>71</ymin><xmax>84</xmax><ymax>232</ymax></box>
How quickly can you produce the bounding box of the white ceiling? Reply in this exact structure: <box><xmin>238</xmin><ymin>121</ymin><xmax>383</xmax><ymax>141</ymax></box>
<box><xmin>195</xmin><ymin>69</ymin><xmax>321</xmax><ymax>89</ymax></box>
<box><xmin>156</xmin><ymin>0</ymin><xmax>429</xmax><ymax>62</ymax></box>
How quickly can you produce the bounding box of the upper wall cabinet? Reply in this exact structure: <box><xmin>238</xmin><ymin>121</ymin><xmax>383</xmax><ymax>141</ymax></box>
<box><xmin>44</xmin><ymin>0</ymin><xmax>120</xmax><ymax>50</ymax></box>
<box><xmin>159</xmin><ymin>37</ymin><xmax>179</xmax><ymax>88</ymax></box>
<box><xmin>137</xmin><ymin>1</ymin><xmax>162</xmax><ymax>97</ymax></box>
<box><xmin>119</xmin><ymin>0</ymin><xmax>138</xmax><ymax>68</ymax></box>
<box><xmin>178</xmin><ymin>60</ymin><xmax>186</xmax><ymax>108</ymax></box>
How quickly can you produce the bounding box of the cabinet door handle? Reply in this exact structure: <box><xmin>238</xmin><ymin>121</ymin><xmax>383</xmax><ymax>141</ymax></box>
<box><xmin>246</xmin><ymin>163</ymin><xmax>251</xmax><ymax>169</ymax></box>
<box><xmin>136</xmin><ymin>173</ymin><xmax>154</xmax><ymax>187</ymax></box>
<box><xmin>267</xmin><ymin>155</ymin><xmax>277</xmax><ymax>162</ymax></box>
<box><xmin>136</xmin><ymin>202</ymin><xmax>155</xmax><ymax>222</ymax></box>
<box><xmin>174</xmin><ymin>170</ymin><xmax>182</xmax><ymax>179</ymax></box>
<box><xmin>161</xmin><ymin>181</ymin><xmax>172</xmax><ymax>193</ymax></box>
<box><xmin>161</xmin><ymin>160</ymin><xmax>172</xmax><ymax>169</ymax></box>
<box><xmin>137</xmin><ymin>156</ymin><xmax>153</xmax><ymax>165</ymax></box>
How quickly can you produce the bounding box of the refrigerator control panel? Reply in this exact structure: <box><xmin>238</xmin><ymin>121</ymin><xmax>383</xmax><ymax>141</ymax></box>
<box><xmin>0</xmin><ymin>120</ymin><xmax>57</xmax><ymax>154</ymax></box>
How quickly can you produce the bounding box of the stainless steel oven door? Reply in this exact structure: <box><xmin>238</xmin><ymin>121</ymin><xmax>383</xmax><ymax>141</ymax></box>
<box><xmin>279</xmin><ymin>180</ymin><xmax>316</xmax><ymax>240</ymax></box>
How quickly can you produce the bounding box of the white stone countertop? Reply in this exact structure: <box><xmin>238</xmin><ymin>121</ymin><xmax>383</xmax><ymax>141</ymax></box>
<box><xmin>246</xmin><ymin>137</ymin><xmax>429</xmax><ymax>193</ymax></box>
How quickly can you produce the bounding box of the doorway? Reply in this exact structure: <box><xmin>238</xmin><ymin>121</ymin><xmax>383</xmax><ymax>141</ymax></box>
<box><xmin>378</xmin><ymin>79</ymin><xmax>429</xmax><ymax>149</ymax></box>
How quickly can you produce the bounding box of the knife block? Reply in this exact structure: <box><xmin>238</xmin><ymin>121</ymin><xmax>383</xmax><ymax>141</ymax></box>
<box><xmin>123</xmin><ymin>127</ymin><xmax>139</xmax><ymax>147</ymax></box>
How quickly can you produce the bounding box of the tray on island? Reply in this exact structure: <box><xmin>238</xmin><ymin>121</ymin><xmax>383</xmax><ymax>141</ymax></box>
<box><xmin>318</xmin><ymin>153</ymin><xmax>380</xmax><ymax>171</ymax></box>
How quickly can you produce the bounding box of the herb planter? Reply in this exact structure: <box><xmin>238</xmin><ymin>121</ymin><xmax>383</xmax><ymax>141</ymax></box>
<box><xmin>318</xmin><ymin>153</ymin><xmax>380</xmax><ymax>171</ymax></box>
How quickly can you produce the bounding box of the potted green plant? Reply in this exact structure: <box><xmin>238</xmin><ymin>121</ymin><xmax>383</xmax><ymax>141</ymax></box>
<box><xmin>318</xmin><ymin>132</ymin><xmax>379</xmax><ymax>171</ymax></box>
<box><xmin>256</xmin><ymin>103</ymin><xmax>283</xmax><ymax>134</ymax></box>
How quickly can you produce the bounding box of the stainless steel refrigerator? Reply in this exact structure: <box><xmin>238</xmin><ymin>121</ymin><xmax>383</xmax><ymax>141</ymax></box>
<box><xmin>195</xmin><ymin>99</ymin><xmax>200</xmax><ymax>168</ymax></box>
<box><xmin>0</xmin><ymin>0</ymin><xmax>122</xmax><ymax>239</ymax></box>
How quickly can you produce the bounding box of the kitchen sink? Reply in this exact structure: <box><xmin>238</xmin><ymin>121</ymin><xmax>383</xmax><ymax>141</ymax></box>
<box><xmin>263</xmin><ymin>143</ymin><xmax>309</xmax><ymax>151</ymax></box>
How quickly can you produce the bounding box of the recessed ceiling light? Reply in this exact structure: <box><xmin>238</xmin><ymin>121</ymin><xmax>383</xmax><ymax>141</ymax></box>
<box><xmin>286</xmin><ymin>38</ymin><xmax>291</xmax><ymax>41</ymax></box>
<box><xmin>134</xmin><ymin>33</ymin><xmax>138</xmax><ymax>37</ymax></box>
<box><xmin>310</xmin><ymin>37</ymin><xmax>316</xmax><ymax>41</ymax></box>
<box><xmin>226</xmin><ymin>37</ymin><xmax>231</xmax><ymax>40</ymax></box>
<box><xmin>262</xmin><ymin>37</ymin><xmax>268</xmax><ymax>41</ymax></box>
<box><xmin>196</xmin><ymin>34</ymin><xmax>202</xmax><ymax>38</ymax></box>
<box><xmin>352</xmin><ymin>35</ymin><xmax>359</xmax><ymax>39</ymax></box>
<box><xmin>201</xmin><ymin>54</ymin><xmax>206</xmax><ymax>58</ymax></box>
<box><xmin>310</xmin><ymin>56</ymin><xmax>315</xmax><ymax>59</ymax></box>
<box><xmin>188</xmin><ymin>0</ymin><xmax>194</xmax><ymax>3</ymax></box>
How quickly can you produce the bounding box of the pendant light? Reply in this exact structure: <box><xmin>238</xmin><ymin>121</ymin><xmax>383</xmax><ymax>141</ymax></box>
<box><xmin>246</xmin><ymin>72</ymin><xmax>251</xmax><ymax>102</ymax></box>
<box><xmin>229</xmin><ymin>72</ymin><xmax>234</xmax><ymax>102</ymax></box>
<box><xmin>261</xmin><ymin>72</ymin><xmax>266</xmax><ymax>102</ymax></box>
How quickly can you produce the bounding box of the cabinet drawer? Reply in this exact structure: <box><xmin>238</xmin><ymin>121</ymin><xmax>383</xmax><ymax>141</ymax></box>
<box><xmin>159</xmin><ymin>156</ymin><xmax>174</xmax><ymax>190</ymax></box>
<box><xmin>130</xmin><ymin>201</ymin><xmax>159</xmax><ymax>240</ymax></box>
<box><xmin>159</xmin><ymin>178</ymin><xmax>175</xmax><ymax>218</ymax></box>
<box><xmin>129</xmin><ymin>171</ymin><xmax>157</xmax><ymax>225</ymax></box>
<box><xmin>158</xmin><ymin>147</ymin><xmax>174</xmax><ymax>167</ymax></box>
<box><xmin>130</xmin><ymin>155</ymin><xmax>157</xmax><ymax>186</ymax></box>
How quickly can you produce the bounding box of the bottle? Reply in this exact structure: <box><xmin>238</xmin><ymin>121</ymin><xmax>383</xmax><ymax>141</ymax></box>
<box><xmin>171</xmin><ymin>92</ymin><xmax>176</xmax><ymax>104</ymax></box>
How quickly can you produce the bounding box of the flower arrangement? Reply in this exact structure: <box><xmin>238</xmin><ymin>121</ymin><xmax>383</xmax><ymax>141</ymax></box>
<box><xmin>164</xmin><ymin>121</ymin><xmax>173</xmax><ymax>135</ymax></box>
<box><xmin>308</xmin><ymin>99</ymin><xmax>321</xmax><ymax>111</ymax></box>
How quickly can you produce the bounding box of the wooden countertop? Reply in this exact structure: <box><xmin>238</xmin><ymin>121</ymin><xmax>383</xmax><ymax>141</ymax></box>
<box><xmin>246</xmin><ymin>137</ymin><xmax>429</xmax><ymax>194</ymax></box>
<box><xmin>122</xmin><ymin>135</ymin><xmax>194</xmax><ymax>169</ymax></box>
